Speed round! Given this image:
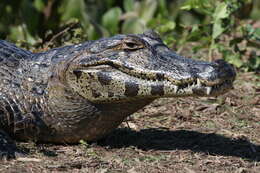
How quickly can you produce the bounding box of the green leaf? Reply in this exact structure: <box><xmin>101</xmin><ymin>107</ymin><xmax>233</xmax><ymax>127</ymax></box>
<box><xmin>124</xmin><ymin>0</ymin><xmax>134</xmax><ymax>12</ymax></box>
<box><xmin>157</xmin><ymin>21</ymin><xmax>175</xmax><ymax>33</ymax></box>
<box><xmin>34</xmin><ymin>0</ymin><xmax>45</xmax><ymax>12</ymax></box>
<box><xmin>255</xmin><ymin>28</ymin><xmax>260</xmax><ymax>40</ymax></box>
<box><xmin>212</xmin><ymin>19</ymin><xmax>225</xmax><ymax>39</ymax></box>
<box><xmin>211</xmin><ymin>2</ymin><xmax>231</xmax><ymax>39</ymax></box>
<box><xmin>230</xmin><ymin>57</ymin><xmax>243</xmax><ymax>68</ymax></box>
<box><xmin>213</xmin><ymin>2</ymin><xmax>229</xmax><ymax>20</ymax></box>
<box><xmin>248</xmin><ymin>55</ymin><xmax>260</xmax><ymax>71</ymax></box>
<box><xmin>60</xmin><ymin>0</ymin><xmax>85</xmax><ymax>21</ymax></box>
<box><xmin>180</xmin><ymin>0</ymin><xmax>214</xmax><ymax>15</ymax></box>
<box><xmin>101</xmin><ymin>7</ymin><xmax>122</xmax><ymax>35</ymax></box>
<box><xmin>21</xmin><ymin>0</ymin><xmax>40</xmax><ymax>36</ymax></box>
<box><xmin>224</xmin><ymin>53</ymin><xmax>243</xmax><ymax>68</ymax></box>
<box><xmin>245</xmin><ymin>24</ymin><xmax>260</xmax><ymax>41</ymax></box>
<box><xmin>158</xmin><ymin>0</ymin><xmax>168</xmax><ymax>17</ymax></box>
<box><xmin>140</xmin><ymin>0</ymin><xmax>157</xmax><ymax>23</ymax></box>
<box><xmin>86</xmin><ymin>25</ymin><xmax>101</xmax><ymax>40</ymax></box>
<box><xmin>181</xmin><ymin>0</ymin><xmax>199</xmax><ymax>10</ymax></box>
<box><xmin>122</xmin><ymin>18</ymin><xmax>145</xmax><ymax>34</ymax></box>
<box><xmin>10</xmin><ymin>26</ymin><xmax>37</xmax><ymax>45</ymax></box>
<box><xmin>187</xmin><ymin>25</ymin><xmax>204</xmax><ymax>41</ymax></box>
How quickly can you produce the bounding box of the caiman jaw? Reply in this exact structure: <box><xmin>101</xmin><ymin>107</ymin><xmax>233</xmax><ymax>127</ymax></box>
<box><xmin>110</xmin><ymin>61</ymin><xmax>235</xmax><ymax>97</ymax></box>
<box><xmin>69</xmin><ymin>59</ymin><xmax>235</xmax><ymax>103</ymax></box>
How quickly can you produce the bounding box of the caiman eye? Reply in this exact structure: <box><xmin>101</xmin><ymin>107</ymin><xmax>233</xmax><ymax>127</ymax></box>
<box><xmin>123</xmin><ymin>38</ymin><xmax>144</xmax><ymax>50</ymax></box>
<box><xmin>125</xmin><ymin>42</ymin><xmax>137</xmax><ymax>49</ymax></box>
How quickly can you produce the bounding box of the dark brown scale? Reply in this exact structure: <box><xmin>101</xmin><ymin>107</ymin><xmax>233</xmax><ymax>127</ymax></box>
<box><xmin>97</xmin><ymin>72</ymin><xmax>112</xmax><ymax>85</ymax></box>
<box><xmin>92</xmin><ymin>90</ymin><xmax>102</xmax><ymax>98</ymax></box>
<box><xmin>151</xmin><ymin>84</ymin><xmax>164</xmax><ymax>96</ymax></box>
<box><xmin>124</xmin><ymin>81</ymin><xmax>139</xmax><ymax>97</ymax></box>
<box><xmin>73</xmin><ymin>70</ymin><xmax>82</xmax><ymax>79</ymax></box>
<box><xmin>156</xmin><ymin>73</ymin><xmax>165</xmax><ymax>81</ymax></box>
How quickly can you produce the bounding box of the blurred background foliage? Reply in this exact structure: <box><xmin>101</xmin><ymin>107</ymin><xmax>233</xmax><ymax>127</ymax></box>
<box><xmin>0</xmin><ymin>0</ymin><xmax>259</xmax><ymax>72</ymax></box>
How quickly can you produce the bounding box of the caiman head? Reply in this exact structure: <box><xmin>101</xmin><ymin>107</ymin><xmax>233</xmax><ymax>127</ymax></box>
<box><xmin>64</xmin><ymin>30</ymin><xmax>236</xmax><ymax>104</ymax></box>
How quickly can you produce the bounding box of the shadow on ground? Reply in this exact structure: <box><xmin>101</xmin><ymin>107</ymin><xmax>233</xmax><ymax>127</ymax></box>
<box><xmin>98</xmin><ymin>128</ymin><xmax>260</xmax><ymax>162</ymax></box>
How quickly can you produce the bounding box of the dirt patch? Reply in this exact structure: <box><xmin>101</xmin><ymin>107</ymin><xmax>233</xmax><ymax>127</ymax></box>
<box><xmin>1</xmin><ymin>72</ymin><xmax>259</xmax><ymax>173</ymax></box>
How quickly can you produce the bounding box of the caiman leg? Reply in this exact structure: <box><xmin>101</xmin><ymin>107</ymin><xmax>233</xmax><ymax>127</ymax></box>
<box><xmin>0</xmin><ymin>100</ymin><xmax>26</xmax><ymax>160</ymax></box>
<box><xmin>0</xmin><ymin>130</ymin><xmax>25</xmax><ymax>160</ymax></box>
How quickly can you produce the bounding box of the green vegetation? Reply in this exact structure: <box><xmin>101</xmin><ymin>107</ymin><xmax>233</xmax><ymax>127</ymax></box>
<box><xmin>0</xmin><ymin>0</ymin><xmax>259</xmax><ymax>71</ymax></box>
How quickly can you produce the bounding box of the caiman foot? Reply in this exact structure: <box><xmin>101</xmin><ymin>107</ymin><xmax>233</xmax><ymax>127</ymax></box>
<box><xmin>0</xmin><ymin>130</ymin><xmax>25</xmax><ymax>160</ymax></box>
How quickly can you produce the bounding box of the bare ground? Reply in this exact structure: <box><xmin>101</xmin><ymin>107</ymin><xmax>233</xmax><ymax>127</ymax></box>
<box><xmin>1</xmin><ymin>72</ymin><xmax>259</xmax><ymax>173</ymax></box>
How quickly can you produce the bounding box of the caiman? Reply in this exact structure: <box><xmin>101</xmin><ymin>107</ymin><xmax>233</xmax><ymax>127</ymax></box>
<box><xmin>0</xmin><ymin>30</ymin><xmax>236</xmax><ymax>158</ymax></box>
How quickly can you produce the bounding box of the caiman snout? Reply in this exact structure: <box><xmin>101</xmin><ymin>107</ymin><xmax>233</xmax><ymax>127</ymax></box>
<box><xmin>143</xmin><ymin>48</ymin><xmax>237</xmax><ymax>97</ymax></box>
<box><xmin>196</xmin><ymin>59</ymin><xmax>236</xmax><ymax>85</ymax></box>
<box><xmin>180</xmin><ymin>59</ymin><xmax>237</xmax><ymax>96</ymax></box>
<box><xmin>213</xmin><ymin>59</ymin><xmax>236</xmax><ymax>80</ymax></box>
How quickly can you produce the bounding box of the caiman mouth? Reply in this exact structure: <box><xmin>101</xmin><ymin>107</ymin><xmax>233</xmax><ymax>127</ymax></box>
<box><xmin>115</xmin><ymin>66</ymin><xmax>234</xmax><ymax>96</ymax></box>
<box><xmin>77</xmin><ymin>62</ymin><xmax>235</xmax><ymax>97</ymax></box>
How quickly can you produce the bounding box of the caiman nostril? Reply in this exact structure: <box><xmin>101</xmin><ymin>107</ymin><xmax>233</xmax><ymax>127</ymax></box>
<box><xmin>213</xmin><ymin>59</ymin><xmax>236</xmax><ymax>79</ymax></box>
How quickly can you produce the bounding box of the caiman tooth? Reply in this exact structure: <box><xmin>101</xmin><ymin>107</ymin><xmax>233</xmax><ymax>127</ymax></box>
<box><xmin>206</xmin><ymin>87</ymin><xmax>212</xmax><ymax>95</ymax></box>
<box><xmin>174</xmin><ymin>85</ymin><xmax>178</xmax><ymax>93</ymax></box>
<box><xmin>197</xmin><ymin>78</ymin><xmax>201</xmax><ymax>87</ymax></box>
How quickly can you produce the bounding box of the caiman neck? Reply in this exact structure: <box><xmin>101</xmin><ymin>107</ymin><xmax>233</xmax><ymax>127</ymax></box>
<box><xmin>77</xmin><ymin>98</ymin><xmax>155</xmax><ymax>141</ymax></box>
<box><xmin>43</xmin><ymin>80</ymin><xmax>154</xmax><ymax>142</ymax></box>
<box><xmin>95</xmin><ymin>98</ymin><xmax>155</xmax><ymax>118</ymax></box>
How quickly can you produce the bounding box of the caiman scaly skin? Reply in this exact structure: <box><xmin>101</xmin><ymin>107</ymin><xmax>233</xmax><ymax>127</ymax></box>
<box><xmin>0</xmin><ymin>31</ymin><xmax>236</xmax><ymax>146</ymax></box>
